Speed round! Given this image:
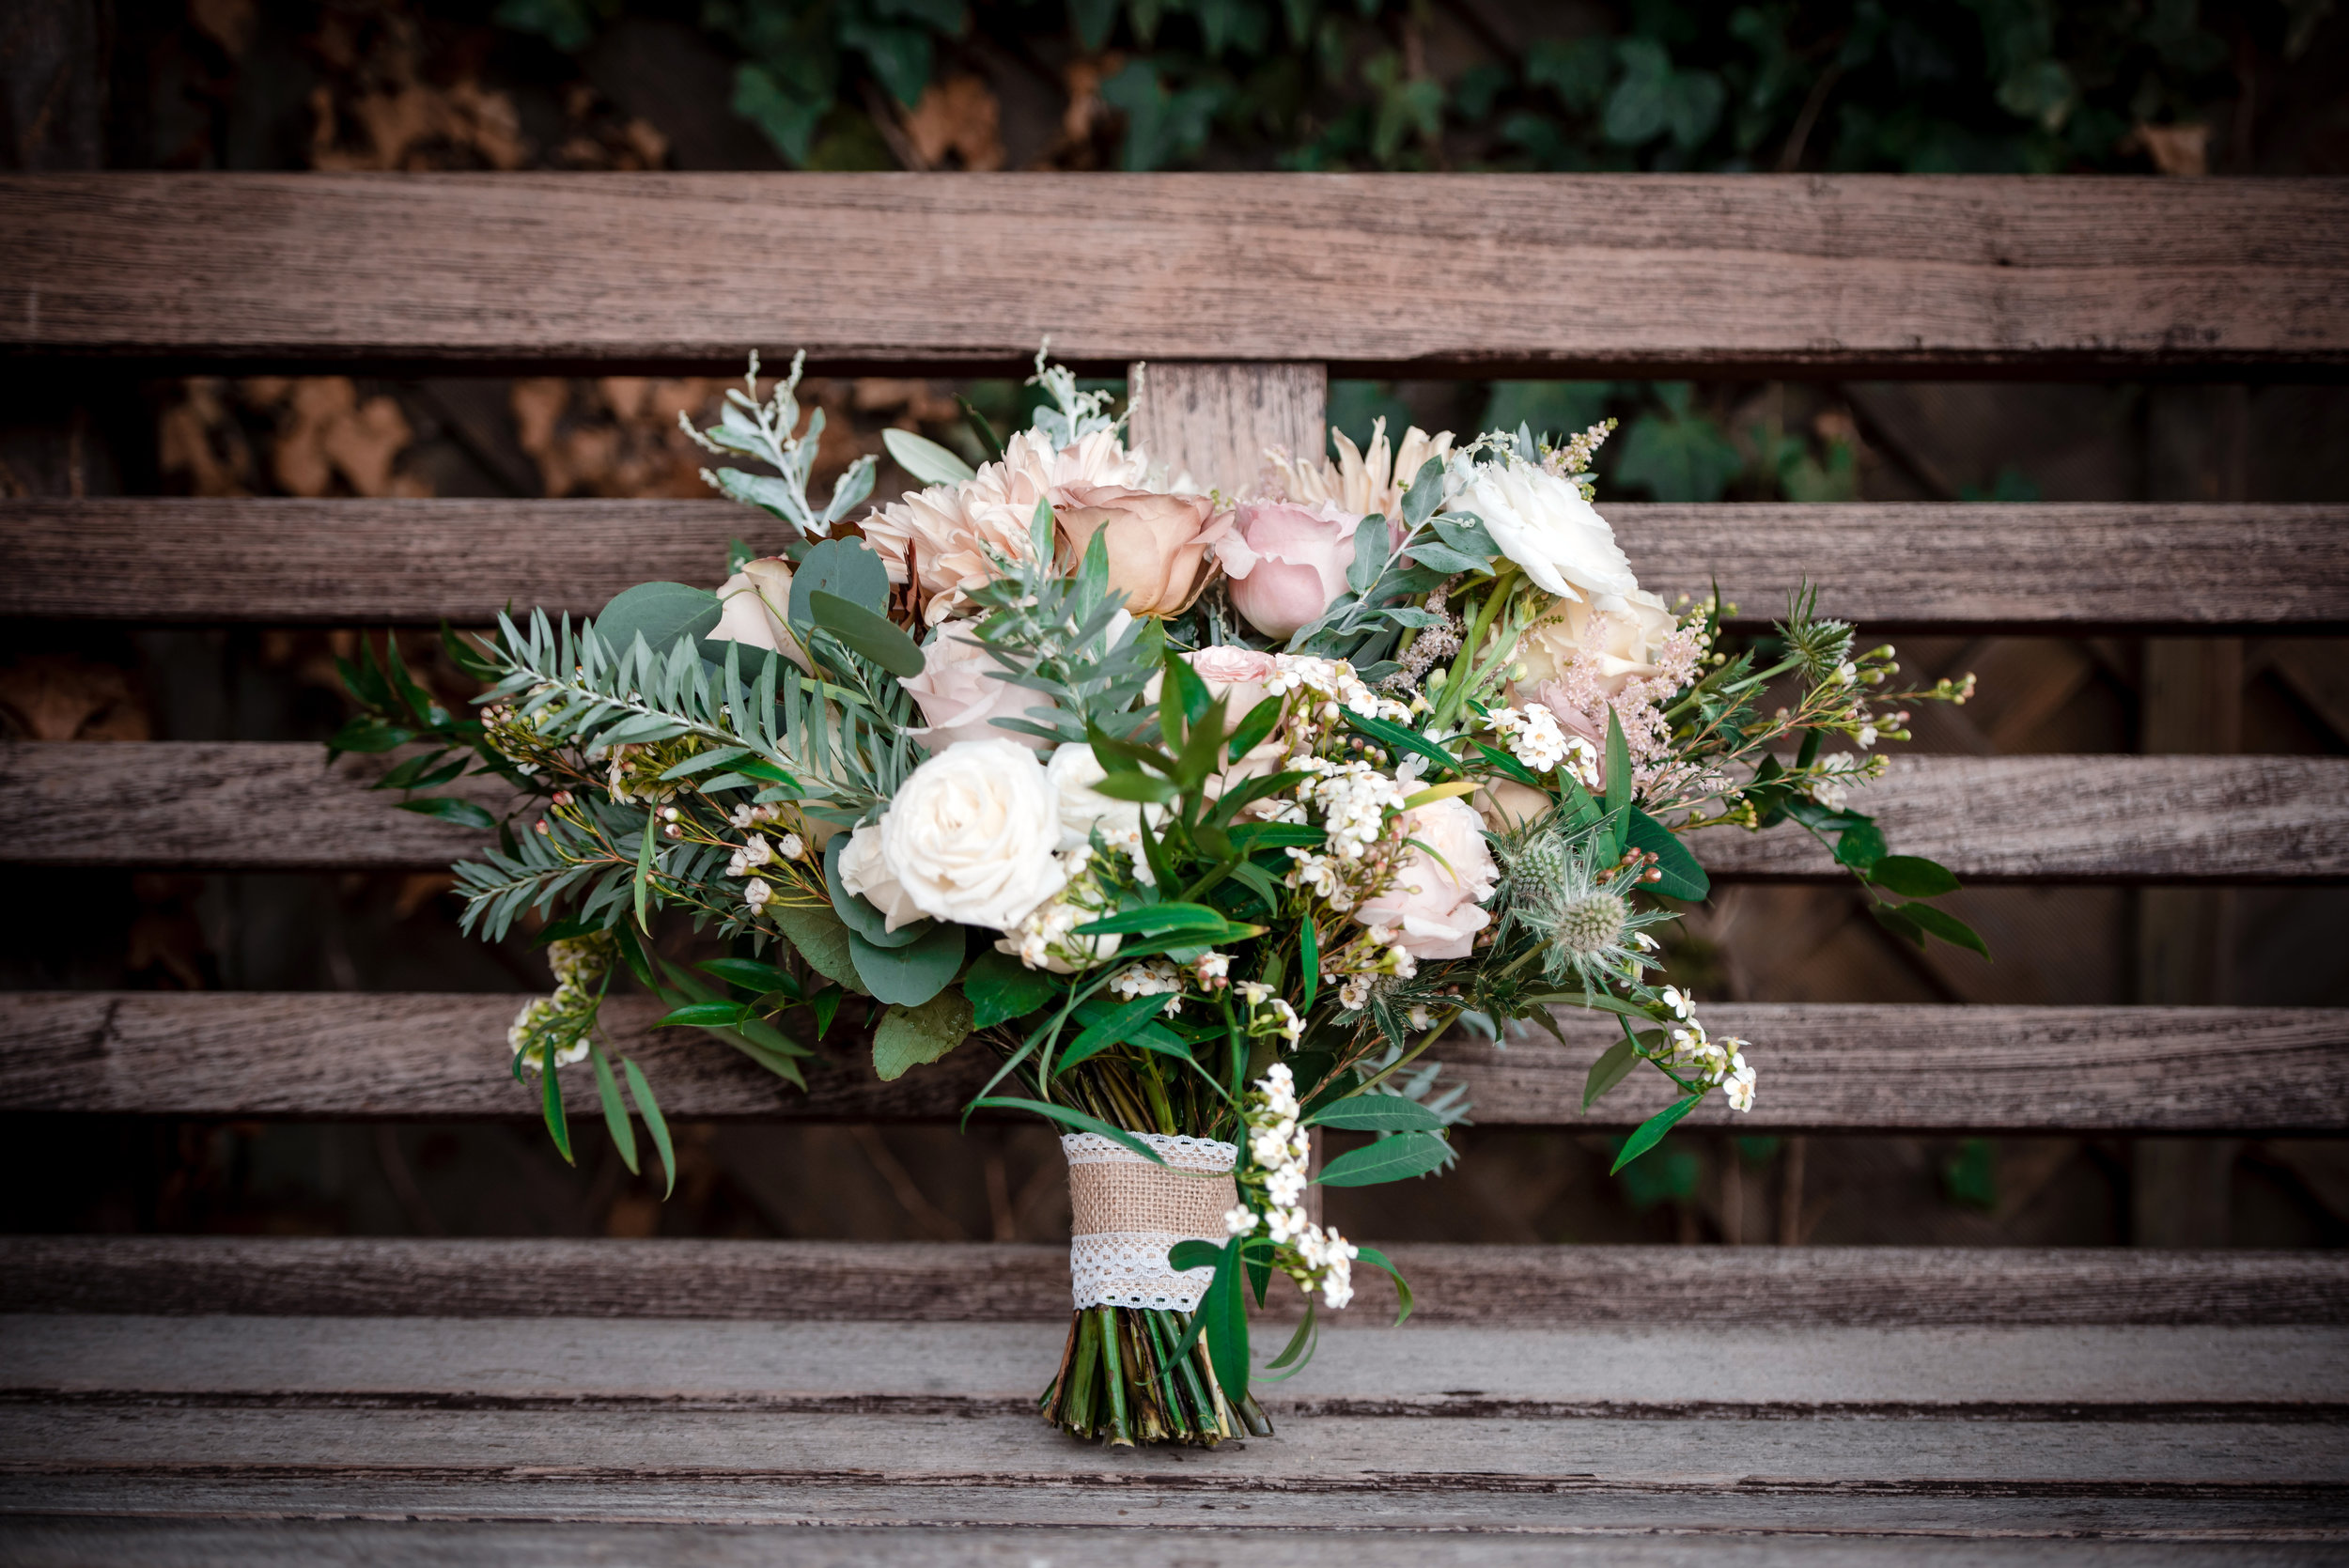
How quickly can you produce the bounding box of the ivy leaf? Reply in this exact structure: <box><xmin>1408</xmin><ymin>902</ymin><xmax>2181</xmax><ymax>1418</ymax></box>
<box><xmin>1614</xmin><ymin>399</ymin><xmax>1743</xmax><ymax>503</ymax></box>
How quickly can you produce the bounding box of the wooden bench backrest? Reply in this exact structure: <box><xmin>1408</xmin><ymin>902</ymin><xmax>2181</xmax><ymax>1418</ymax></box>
<box><xmin>2</xmin><ymin>172</ymin><xmax>2345</xmax><ymax>1138</ymax></box>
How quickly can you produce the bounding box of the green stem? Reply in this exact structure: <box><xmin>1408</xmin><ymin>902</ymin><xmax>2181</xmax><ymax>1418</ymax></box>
<box><xmin>1065</xmin><ymin>1309</ymin><xmax>1100</xmax><ymax>1437</ymax></box>
<box><xmin>1096</xmin><ymin>1305</ymin><xmax>1134</xmax><ymax>1448</ymax></box>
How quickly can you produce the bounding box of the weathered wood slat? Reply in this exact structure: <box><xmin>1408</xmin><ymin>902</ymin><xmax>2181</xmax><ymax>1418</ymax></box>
<box><xmin>3</xmin><ymin>993</ymin><xmax>2341</xmax><ymax>1133</ymax></box>
<box><xmin>7</xmin><ymin>499</ymin><xmax>2344</xmax><ymax>630</ymax></box>
<box><xmin>8</xmin><ymin>1315</ymin><xmax>2341</xmax><ymax>1413</ymax></box>
<box><xmin>1127</xmin><ymin>362</ymin><xmax>1327</xmax><ymax>499</ymax></box>
<box><xmin>6</xmin><ymin>175</ymin><xmax>2345</xmax><ymax>374</ymax></box>
<box><xmin>6</xmin><ymin>1522</ymin><xmax>2337</xmax><ymax>1568</ymax></box>
<box><xmin>7</xmin><ymin>1236</ymin><xmax>2346</xmax><ymax>1326</ymax></box>
<box><xmin>6</xmin><ymin>744</ymin><xmax>2341</xmax><ymax>880</ymax></box>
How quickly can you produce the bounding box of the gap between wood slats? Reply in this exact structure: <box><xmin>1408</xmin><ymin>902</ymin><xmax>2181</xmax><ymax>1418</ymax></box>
<box><xmin>2</xmin><ymin>994</ymin><xmax>2341</xmax><ymax>1132</ymax></box>
<box><xmin>6</xmin><ymin>1237</ymin><xmax>2346</xmax><ymax>1325</ymax></box>
<box><xmin>6</xmin><ymin>176</ymin><xmax>2345</xmax><ymax>374</ymax></box>
<box><xmin>6</xmin><ymin>500</ymin><xmax>2344</xmax><ymax>630</ymax></box>
<box><xmin>1</xmin><ymin>744</ymin><xmax>2340</xmax><ymax>881</ymax></box>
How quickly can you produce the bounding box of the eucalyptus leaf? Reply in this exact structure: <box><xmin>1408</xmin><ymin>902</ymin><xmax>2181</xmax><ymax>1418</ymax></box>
<box><xmin>849</xmin><ymin>920</ymin><xmax>967</xmax><ymax>1006</ymax></box>
<box><xmin>594</xmin><ymin>582</ymin><xmax>721</xmax><ymax>656</ymax></box>
<box><xmin>824</xmin><ymin>834</ymin><xmax>927</xmax><ymax>949</ymax></box>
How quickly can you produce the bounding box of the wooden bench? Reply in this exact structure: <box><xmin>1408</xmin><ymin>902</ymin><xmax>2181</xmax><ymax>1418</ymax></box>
<box><xmin>4</xmin><ymin>173</ymin><xmax>2348</xmax><ymax>1562</ymax></box>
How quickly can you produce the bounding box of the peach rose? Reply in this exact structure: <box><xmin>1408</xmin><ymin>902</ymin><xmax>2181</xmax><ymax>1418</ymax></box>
<box><xmin>708</xmin><ymin>557</ymin><xmax>812</xmax><ymax>672</ymax></box>
<box><xmin>903</xmin><ymin>625</ymin><xmax>1054</xmax><ymax>753</ymax></box>
<box><xmin>1353</xmin><ymin>794</ymin><xmax>1498</xmax><ymax>960</ymax></box>
<box><xmin>1215</xmin><ymin>498</ymin><xmax>1365</xmax><ymax>641</ymax></box>
<box><xmin>1053</xmin><ymin>485</ymin><xmax>1232</xmax><ymax>616</ymax></box>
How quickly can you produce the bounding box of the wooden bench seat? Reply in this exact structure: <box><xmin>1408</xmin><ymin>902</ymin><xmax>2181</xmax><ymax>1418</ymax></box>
<box><xmin>4</xmin><ymin>171</ymin><xmax>2346</xmax><ymax>1560</ymax></box>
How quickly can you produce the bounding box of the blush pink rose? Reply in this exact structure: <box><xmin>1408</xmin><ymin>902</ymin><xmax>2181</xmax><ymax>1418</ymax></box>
<box><xmin>903</xmin><ymin>625</ymin><xmax>1054</xmax><ymax>753</ymax></box>
<box><xmin>1353</xmin><ymin>795</ymin><xmax>1499</xmax><ymax>960</ymax></box>
<box><xmin>1215</xmin><ymin>498</ymin><xmax>1366</xmax><ymax>641</ymax></box>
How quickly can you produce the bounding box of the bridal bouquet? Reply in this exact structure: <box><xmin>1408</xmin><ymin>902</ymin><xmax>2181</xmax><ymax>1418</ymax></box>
<box><xmin>336</xmin><ymin>349</ymin><xmax>1979</xmax><ymax>1448</ymax></box>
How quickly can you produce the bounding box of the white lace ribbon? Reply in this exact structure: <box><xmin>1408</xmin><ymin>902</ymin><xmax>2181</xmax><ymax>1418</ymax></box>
<box><xmin>1063</xmin><ymin>1132</ymin><xmax>1238</xmax><ymax>1312</ymax></box>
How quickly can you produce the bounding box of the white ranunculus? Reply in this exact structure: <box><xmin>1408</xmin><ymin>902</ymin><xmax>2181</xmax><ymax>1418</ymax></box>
<box><xmin>1447</xmin><ymin>460</ymin><xmax>1640</xmax><ymax>601</ymax></box>
<box><xmin>708</xmin><ymin>557</ymin><xmax>813</xmax><ymax>672</ymax></box>
<box><xmin>874</xmin><ymin>738</ymin><xmax>1069</xmax><ymax>932</ymax></box>
<box><xmin>836</xmin><ymin>823</ymin><xmax>928</xmax><ymax>933</ymax></box>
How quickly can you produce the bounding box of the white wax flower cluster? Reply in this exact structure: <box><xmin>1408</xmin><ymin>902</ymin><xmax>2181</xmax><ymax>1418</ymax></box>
<box><xmin>1485</xmin><ymin>705</ymin><xmax>1601</xmax><ymax>789</ymax></box>
<box><xmin>1222</xmin><ymin>1063</ymin><xmax>1357</xmax><ymax>1311</ymax></box>
<box><xmin>508</xmin><ymin>936</ymin><xmax>609</xmax><ymax>1071</ymax></box>
<box><xmin>1659</xmin><ymin>986</ymin><xmax>1757</xmax><ymax>1111</ymax></box>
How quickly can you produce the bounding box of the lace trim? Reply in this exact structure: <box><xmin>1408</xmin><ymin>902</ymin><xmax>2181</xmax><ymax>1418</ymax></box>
<box><xmin>1070</xmin><ymin>1230</ymin><xmax>1220</xmax><ymax>1311</ymax></box>
<box><xmin>1061</xmin><ymin>1131</ymin><xmax>1237</xmax><ymax>1174</ymax></box>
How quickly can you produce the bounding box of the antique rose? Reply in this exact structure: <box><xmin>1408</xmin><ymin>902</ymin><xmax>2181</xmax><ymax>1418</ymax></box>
<box><xmin>1183</xmin><ymin>644</ymin><xmax>1282</xmax><ymax>732</ymax></box>
<box><xmin>1215</xmin><ymin>499</ymin><xmax>1364</xmax><ymax>641</ymax></box>
<box><xmin>863</xmin><ymin>428</ymin><xmax>1152</xmax><ymax>621</ymax></box>
<box><xmin>1052</xmin><ymin>485</ymin><xmax>1231</xmax><ymax>616</ymax></box>
<box><xmin>1447</xmin><ymin>459</ymin><xmax>1639</xmax><ymax>601</ymax></box>
<box><xmin>903</xmin><ymin>624</ymin><xmax>1054</xmax><ymax>753</ymax></box>
<box><xmin>1352</xmin><ymin>794</ymin><xmax>1498</xmax><ymax>960</ymax></box>
<box><xmin>836</xmin><ymin>824</ymin><xmax>928</xmax><ymax>933</ymax></box>
<box><xmin>707</xmin><ymin>557</ymin><xmax>811</xmax><ymax>672</ymax></box>
<box><xmin>871</xmin><ymin>738</ymin><xmax>1069</xmax><ymax>931</ymax></box>
<box><xmin>1512</xmin><ymin>587</ymin><xmax>1677</xmax><ymax>701</ymax></box>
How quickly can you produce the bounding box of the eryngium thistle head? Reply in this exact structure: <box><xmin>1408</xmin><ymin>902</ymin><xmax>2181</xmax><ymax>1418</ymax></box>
<box><xmin>1552</xmin><ymin>890</ymin><xmax>1628</xmax><ymax>957</ymax></box>
<box><xmin>1502</xmin><ymin>831</ymin><xmax>1672</xmax><ymax>988</ymax></box>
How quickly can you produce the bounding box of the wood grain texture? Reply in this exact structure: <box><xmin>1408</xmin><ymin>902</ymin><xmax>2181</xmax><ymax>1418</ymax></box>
<box><xmin>3</xmin><ymin>993</ymin><xmax>2341</xmax><ymax>1133</ymax></box>
<box><xmin>3</xmin><ymin>743</ymin><xmax>2340</xmax><ymax>880</ymax></box>
<box><xmin>8</xmin><ymin>1236</ymin><xmax>2346</xmax><ymax>1326</ymax></box>
<box><xmin>1126</xmin><ymin>362</ymin><xmax>1326</xmax><ymax>497</ymax></box>
<box><xmin>8</xmin><ymin>1522</ymin><xmax>2337</xmax><ymax>1568</ymax></box>
<box><xmin>6</xmin><ymin>175</ymin><xmax>2345</xmax><ymax>374</ymax></box>
<box><xmin>8</xmin><ymin>499</ymin><xmax>2343</xmax><ymax>629</ymax></box>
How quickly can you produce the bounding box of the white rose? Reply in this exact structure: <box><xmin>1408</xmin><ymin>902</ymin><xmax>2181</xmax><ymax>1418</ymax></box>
<box><xmin>837</xmin><ymin>823</ymin><xmax>928</xmax><ymax>932</ymax></box>
<box><xmin>875</xmin><ymin>738</ymin><xmax>1069</xmax><ymax>931</ymax></box>
<box><xmin>1513</xmin><ymin>586</ymin><xmax>1677</xmax><ymax>699</ymax></box>
<box><xmin>1353</xmin><ymin>794</ymin><xmax>1499</xmax><ymax>960</ymax></box>
<box><xmin>1447</xmin><ymin>460</ymin><xmax>1639</xmax><ymax>601</ymax></box>
<box><xmin>708</xmin><ymin>557</ymin><xmax>812</xmax><ymax>673</ymax></box>
<box><xmin>904</xmin><ymin>623</ymin><xmax>1055</xmax><ymax>754</ymax></box>
<box><xmin>1047</xmin><ymin>741</ymin><xmax>1156</xmax><ymax>852</ymax></box>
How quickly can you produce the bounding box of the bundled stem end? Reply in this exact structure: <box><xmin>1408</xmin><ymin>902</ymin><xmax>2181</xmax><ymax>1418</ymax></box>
<box><xmin>1037</xmin><ymin>1306</ymin><xmax>1255</xmax><ymax>1449</ymax></box>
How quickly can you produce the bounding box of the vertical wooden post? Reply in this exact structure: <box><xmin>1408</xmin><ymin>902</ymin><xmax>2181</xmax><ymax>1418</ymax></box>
<box><xmin>1128</xmin><ymin>361</ymin><xmax>1329</xmax><ymax>1226</ymax></box>
<box><xmin>1127</xmin><ymin>362</ymin><xmax>1327</xmax><ymax>499</ymax></box>
<box><xmin>2132</xmin><ymin>384</ymin><xmax>2248</xmax><ymax>1248</ymax></box>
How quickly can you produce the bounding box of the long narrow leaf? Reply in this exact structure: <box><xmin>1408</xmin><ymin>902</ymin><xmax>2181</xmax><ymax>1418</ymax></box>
<box><xmin>970</xmin><ymin>1097</ymin><xmax>1165</xmax><ymax>1164</ymax></box>
<box><xmin>588</xmin><ymin>1043</ymin><xmax>640</xmax><ymax>1175</ymax></box>
<box><xmin>621</xmin><ymin>1058</ymin><xmax>677</xmax><ymax>1198</ymax></box>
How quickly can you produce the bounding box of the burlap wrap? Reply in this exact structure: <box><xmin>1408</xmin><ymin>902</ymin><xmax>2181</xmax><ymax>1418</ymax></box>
<box><xmin>1061</xmin><ymin>1132</ymin><xmax>1237</xmax><ymax>1312</ymax></box>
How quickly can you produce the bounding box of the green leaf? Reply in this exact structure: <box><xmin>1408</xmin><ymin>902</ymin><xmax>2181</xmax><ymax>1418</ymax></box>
<box><xmin>1626</xmin><ymin>808</ymin><xmax>1709</xmax><ymax>901</ymax></box>
<box><xmin>1299</xmin><ymin>917</ymin><xmax>1319</xmax><ymax>1013</ymax></box>
<box><xmin>1226</xmin><ymin>696</ymin><xmax>1283</xmax><ymax>763</ymax></box>
<box><xmin>1072</xmin><ymin>903</ymin><xmax>1232</xmax><ymax>938</ymax></box>
<box><xmin>787</xmin><ymin>538</ymin><xmax>891</xmax><ymax>631</ymax></box>
<box><xmin>655</xmin><ymin>1001</ymin><xmax>751</xmax><ymax>1029</ymax></box>
<box><xmin>823</xmin><ymin>834</ymin><xmax>927</xmax><ymax>949</ymax></box>
<box><xmin>1259</xmin><ymin>1298</ymin><xmax>1318</xmax><ymax>1380</ymax></box>
<box><xmin>1087</xmin><ymin>770</ymin><xmax>1177</xmax><ymax>805</ymax></box>
<box><xmin>1867</xmin><ymin>855</ymin><xmax>1961</xmax><ymax>898</ymax></box>
<box><xmin>1611</xmin><ymin>1094</ymin><xmax>1702</xmax><ymax>1174</ymax></box>
<box><xmin>1351</xmin><ymin>1242</ymin><xmax>1414</xmax><ymax>1326</ymax></box>
<box><xmin>1168</xmin><ymin>1237</ymin><xmax>1222</xmax><ymax>1273</ymax></box>
<box><xmin>960</xmin><ymin>947</ymin><xmax>1058</xmax><ymax>1030</ymax></box>
<box><xmin>1305</xmin><ymin>1096</ymin><xmax>1446</xmax><ymax>1132</ymax></box>
<box><xmin>880</xmin><ymin>427</ymin><xmax>976</xmax><ymax>486</ymax></box>
<box><xmin>1341</xmin><ymin>709</ymin><xmax>1460</xmax><ymax>778</ymax></box>
<box><xmin>1582</xmin><ymin>1036</ymin><xmax>1639</xmax><ymax>1110</ymax></box>
<box><xmin>396</xmin><ymin>796</ymin><xmax>497</xmax><ymax>831</ymax></box>
<box><xmin>807</xmin><ymin>590</ymin><xmax>926</xmax><ymax>679</ymax></box>
<box><xmin>771</xmin><ymin>902</ymin><xmax>869</xmax><ymax>995</ymax></box>
<box><xmin>849</xmin><ymin>920</ymin><xmax>967</xmax><ymax>1006</ymax></box>
<box><xmin>538</xmin><ymin>1041</ymin><xmax>573</xmax><ymax>1165</ymax></box>
<box><xmin>632</xmin><ymin>806</ymin><xmax>659</xmax><ymax>930</ymax></box>
<box><xmin>1055</xmin><ymin>991</ymin><xmax>1176</xmax><ymax>1073</ymax></box>
<box><xmin>971</xmin><ymin>1097</ymin><xmax>1166</xmax><ymax>1164</ymax></box>
<box><xmin>1614</xmin><ymin>400</ymin><xmax>1743</xmax><ymax>503</ymax></box>
<box><xmin>1869</xmin><ymin>901</ymin><xmax>1929</xmax><ymax>950</ymax></box>
<box><xmin>594</xmin><ymin>582</ymin><xmax>721</xmax><ymax>657</ymax></box>
<box><xmin>589</xmin><ymin>1045</ymin><xmax>640</xmax><ymax>1175</ymax></box>
<box><xmin>1196</xmin><ymin>1234</ymin><xmax>1251</xmax><ymax>1401</ymax></box>
<box><xmin>1833</xmin><ymin>816</ymin><xmax>1889</xmax><ymax>870</ymax></box>
<box><xmin>621</xmin><ymin>1058</ymin><xmax>675</xmax><ymax>1198</ymax></box>
<box><xmin>328</xmin><ymin>716</ymin><xmax>410</xmax><ymax>755</ymax></box>
<box><xmin>1602</xmin><ymin>706</ymin><xmax>1631</xmax><ymax>837</ymax></box>
<box><xmin>700</xmin><ymin>956</ymin><xmax>794</xmax><ymax>995</ymax></box>
<box><xmin>1896</xmin><ymin>900</ymin><xmax>1992</xmax><ymax>959</ymax></box>
<box><xmin>873</xmin><ymin>989</ymin><xmax>975</xmax><ymax>1081</ymax></box>
<box><xmin>1528</xmin><ymin>989</ymin><xmax>1655</xmax><ymax>1024</ymax></box>
<box><xmin>1316</xmin><ymin>1130</ymin><xmax>1453</xmax><ymax>1187</ymax></box>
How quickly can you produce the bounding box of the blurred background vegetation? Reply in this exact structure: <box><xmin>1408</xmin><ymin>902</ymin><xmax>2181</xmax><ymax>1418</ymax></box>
<box><xmin>4</xmin><ymin>0</ymin><xmax>2346</xmax><ymax>1250</ymax></box>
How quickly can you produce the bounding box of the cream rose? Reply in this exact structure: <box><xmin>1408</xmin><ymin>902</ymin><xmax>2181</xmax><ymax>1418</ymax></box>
<box><xmin>1512</xmin><ymin>587</ymin><xmax>1677</xmax><ymax>700</ymax></box>
<box><xmin>1053</xmin><ymin>485</ymin><xmax>1232</xmax><ymax>616</ymax></box>
<box><xmin>836</xmin><ymin>823</ymin><xmax>927</xmax><ymax>932</ymax></box>
<box><xmin>904</xmin><ymin>624</ymin><xmax>1054</xmax><ymax>753</ymax></box>
<box><xmin>1354</xmin><ymin>795</ymin><xmax>1498</xmax><ymax>960</ymax></box>
<box><xmin>708</xmin><ymin>557</ymin><xmax>812</xmax><ymax>672</ymax></box>
<box><xmin>1448</xmin><ymin>459</ymin><xmax>1639</xmax><ymax>601</ymax></box>
<box><xmin>1047</xmin><ymin>742</ymin><xmax>1156</xmax><ymax>852</ymax></box>
<box><xmin>872</xmin><ymin>738</ymin><xmax>1069</xmax><ymax>931</ymax></box>
<box><xmin>1472</xmin><ymin>779</ymin><xmax>1554</xmax><ymax>832</ymax></box>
